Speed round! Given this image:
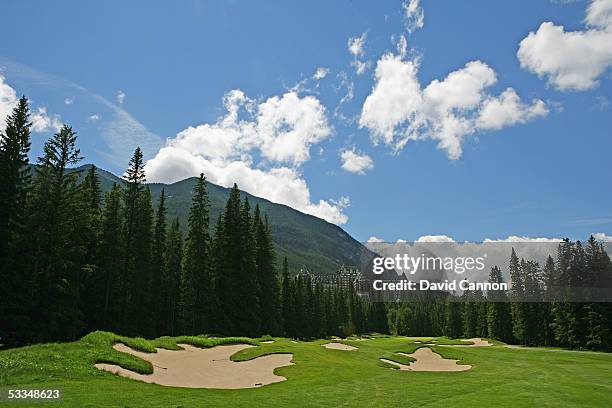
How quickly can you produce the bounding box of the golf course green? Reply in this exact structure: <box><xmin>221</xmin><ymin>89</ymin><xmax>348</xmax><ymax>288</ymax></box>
<box><xmin>1</xmin><ymin>331</ymin><xmax>611</xmax><ymax>407</ymax></box>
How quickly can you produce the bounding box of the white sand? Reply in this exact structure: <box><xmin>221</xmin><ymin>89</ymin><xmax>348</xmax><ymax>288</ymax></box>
<box><xmin>95</xmin><ymin>343</ymin><xmax>293</xmax><ymax>389</ymax></box>
<box><xmin>322</xmin><ymin>342</ymin><xmax>358</xmax><ymax>351</ymax></box>
<box><xmin>261</xmin><ymin>340</ymin><xmax>275</xmax><ymax>344</ymax></box>
<box><xmin>381</xmin><ymin>347</ymin><xmax>471</xmax><ymax>372</ymax></box>
<box><xmin>440</xmin><ymin>338</ymin><xmax>493</xmax><ymax>347</ymax></box>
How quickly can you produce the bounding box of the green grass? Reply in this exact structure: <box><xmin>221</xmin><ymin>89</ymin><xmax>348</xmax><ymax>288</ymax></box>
<box><xmin>1</xmin><ymin>332</ymin><xmax>611</xmax><ymax>407</ymax></box>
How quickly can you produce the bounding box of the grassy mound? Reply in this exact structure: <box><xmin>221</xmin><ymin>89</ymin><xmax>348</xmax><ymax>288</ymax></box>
<box><xmin>2</xmin><ymin>334</ymin><xmax>612</xmax><ymax>407</ymax></box>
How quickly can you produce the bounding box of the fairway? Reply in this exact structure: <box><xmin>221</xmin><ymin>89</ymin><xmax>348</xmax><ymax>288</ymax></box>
<box><xmin>1</xmin><ymin>332</ymin><xmax>611</xmax><ymax>407</ymax></box>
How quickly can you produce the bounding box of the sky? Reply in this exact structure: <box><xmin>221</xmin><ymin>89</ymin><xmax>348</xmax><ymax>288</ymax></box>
<box><xmin>0</xmin><ymin>0</ymin><xmax>611</xmax><ymax>243</ymax></box>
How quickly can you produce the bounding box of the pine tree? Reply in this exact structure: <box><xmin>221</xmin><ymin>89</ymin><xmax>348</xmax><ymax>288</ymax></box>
<box><xmin>215</xmin><ymin>184</ymin><xmax>253</xmax><ymax>334</ymax></box>
<box><xmin>254</xmin><ymin>208</ymin><xmax>280</xmax><ymax>335</ymax></box>
<box><xmin>79</xmin><ymin>164</ymin><xmax>103</xmax><ymax>332</ymax></box>
<box><xmin>27</xmin><ymin>125</ymin><xmax>85</xmax><ymax>342</ymax></box>
<box><xmin>461</xmin><ymin>290</ymin><xmax>477</xmax><ymax>338</ymax></box>
<box><xmin>541</xmin><ymin>255</ymin><xmax>556</xmax><ymax>346</ymax></box>
<box><xmin>163</xmin><ymin>217</ymin><xmax>182</xmax><ymax>335</ymax></box>
<box><xmin>583</xmin><ymin>236</ymin><xmax>611</xmax><ymax>350</ymax></box>
<box><xmin>180</xmin><ymin>174</ymin><xmax>212</xmax><ymax>334</ymax></box>
<box><xmin>233</xmin><ymin>195</ymin><xmax>261</xmax><ymax>335</ymax></box>
<box><xmin>509</xmin><ymin>248</ymin><xmax>527</xmax><ymax>344</ymax></box>
<box><xmin>151</xmin><ymin>189</ymin><xmax>168</xmax><ymax>336</ymax></box>
<box><xmin>280</xmin><ymin>257</ymin><xmax>293</xmax><ymax>336</ymax></box>
<box><xmin>120</xmin><ymin>147</ymin><xmax>150</xmax><ymax>336</ymax></box>
<box><xmin>0</xmin><ymin>96</ymin><xmax>31</xmax><ymax>262</ymax></box>
<box><xmin>444</xmin><ymin>297</ymin><xmax>463</xmax><ymax>338</ymax></box>
<box><xmin>99</xmin><ymin>183</ymin><xmax>123</xmax><ymax>330</ymax></box>
<box><xmin>0</xmin><ymin>96</ymin><xmax>32</xmax><ymax>347</ymax></box>
<box><xmin>486</xmin><ymin>266</ymin><xmax>512</xmax><ymax>342</ymax></box>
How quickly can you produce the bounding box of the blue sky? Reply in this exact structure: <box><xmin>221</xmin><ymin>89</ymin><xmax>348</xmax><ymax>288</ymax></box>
<box><xmin>0</xmin><ymin>0</ymin><xmax>610</xmax><ymax>243</ymax></box>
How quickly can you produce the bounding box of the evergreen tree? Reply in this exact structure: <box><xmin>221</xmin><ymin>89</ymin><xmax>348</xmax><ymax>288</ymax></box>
<box><xmin>79</xmin><ymin>164</ymin><xmax>103</xmax><ymax>331</ymax></box>
<box><xmin>254</xmin><ymin>209</ymin><xmax>280</xmax><ymax>335</ymax></box>
<box><xmin>0</xmin><ymin>96</ymin><xmax>31</xmax><ymax>262</ymax></box>
<box><xmin>120</xmin><ymin>147</ymin><xmax>151</xmax><ymax>336</ymax></box>
<box><xmin>132</xmin><ymin>187</ymin><xmax>154</xmax><ymax>336</ymax></box>
<box><xmin>151</xmin><ymin>189</ymin><xmax>167</xmax><ymax>336</ymax></box>
<box><xmin>486</xmin><ymin>266</ymin><xmax>512</xmax><ymax>341</ymax></box>
<box><xmin>98</xmin><ymin>184</ymin><xmax>123</xmax><ymax>330</ymax></box>
<box><xmin>541</xmin><ymin>255</ymin><xmax>556</xmax><ymax>346</ymax></box>
<box><xmin>27</xmin><ymin>125</ymin><xmax>85</xmax><ymax>342</ymax></box>
<box><xmin>444</xmin><ymin>297</ymin><xmax>463</xmax><ymax>338</ymax></box>
<box><xmin>180</xmin><ymin>174</ymin><xmax>212</xmax><ymax>334</ymax></box>
<box><xmin>509</xmin><ymin>248</ymin><xmax>527</xmax><ymax>343</ymax></box>
<box><xmin>461</xmin><ymin>290</ymin><xmax>477</xmax><ymax>338</ymax></box>
<box><xmin>280</xmin><ymin>257</ymin><xmax>293</xmax><ymax>337</ymax></box>
<box><xmin>163</xmin><ymin>217</ymin><xmax>182</xmax><ymax>335</ymax></box>
<box><xmin>0</xmin><ymin>96</ymin><xmax>32</xmax><ymax>347</ymax></box>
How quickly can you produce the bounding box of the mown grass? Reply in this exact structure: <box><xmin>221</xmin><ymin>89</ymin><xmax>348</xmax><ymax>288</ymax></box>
<box><xmin>1</xmin><ymin>332</ymin><xmax>611</xmax><ymax>407</ymax></box>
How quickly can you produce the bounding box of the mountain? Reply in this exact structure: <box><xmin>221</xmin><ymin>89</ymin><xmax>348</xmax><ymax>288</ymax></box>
<box><xmin>72</xmin><ymin>164</ymin><xmax>375</xmax><ymax>275</ymax></box>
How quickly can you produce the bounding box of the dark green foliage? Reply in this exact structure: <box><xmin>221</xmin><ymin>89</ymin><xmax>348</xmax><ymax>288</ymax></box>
<box><xmin>280</xmin><ymin>257</ymin><xmax>293</xmax><ymax>336</ymax></box>
<box><xmin>255</xmin><ymin>210</ymin><xmax>280</xmax><ymax>335</ymax></box>
<box><xmin>163</xmin><ymin>217</ymin><xmax>182</xmax><ymax>335</ymax></box>
<box><xmin>26</xmin><ymin>125</ymin><xmax>84</xmax><ymax>343</ymax></box>
<box><xmin>98</xmin><ymin>184</ymin><xmax>123</xmax><ymax>331</ymax></box>
<box><xmin>151</xmin><ymin>189</ymin><xmax>167</xmax><ymax>335</ymax></box>
<box><xmin>487</xmin><ymin>266</ymin><xmax>513</xmax><ymax>342</ymax></box>
<box><xmin>179</xmin><ymin>174</ymin><xmax>211</xmax><ymax>334</ymax></box>
<box><xmin>0</xmin><ymin>107</ymin><xmax>608</xmax><ymax>350</ymax></box>
<box><xmin>444</xmin><ymin>298</ymin><xmax>463</xmax><ymax>338</ymax></box>
<box><xmin>0</xmin><ymin>97</ymin><xmax>32</xmax><ymax>347</ymax></box>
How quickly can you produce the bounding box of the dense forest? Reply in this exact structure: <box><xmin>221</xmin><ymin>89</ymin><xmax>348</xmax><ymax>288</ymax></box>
<box><xmin>0</xmin><ymin>97</ymin><xmax>387</xmax><ymax>348</ymax></box>
<box><xmin>1</xmin><ymin>98</ymin><xmax>611</xmax><ymax>352</ymax></box>
<box><xmin>390</xmin><ymin>241</ymin><xmax>612</xmax><ymax>351</ymax></box>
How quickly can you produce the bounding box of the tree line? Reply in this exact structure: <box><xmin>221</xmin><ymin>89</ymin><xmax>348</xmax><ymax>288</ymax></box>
<box><xmin>0</xmin><ymin>97</ymin><xmax>387</xmax><ymax>348</ymax></box>
<box><xmin>389</xmin><ymin>239</ymin><xmax>612</xmax><ymax>351</ymax></box>
<box><xmin>1</xmin><ymin>98</ymin><xmax>609</xmax><ymax>351</ymax></box>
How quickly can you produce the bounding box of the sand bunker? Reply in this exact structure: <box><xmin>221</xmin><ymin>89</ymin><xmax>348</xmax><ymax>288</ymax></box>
<box><xmin>381</xmin><ymin>347</ymin><xmax>471</xmax><ymax>372</ymax></box>
<box><xmin>95</xmin><ymin>343</ymin><xmax>293</xmax><ymax>389</ymax></box>
<box><xmin>441</xmin><ymin>338</ymin><xmax>493</xmax><ymax>347</ymax></box>
<box><xmin>261</xmin><ymin>340</ymin><xmax>275</xmax><ymax>344</ymax></box>
<box><xmin>322</xmin><ymin>342</ymin><xmax>358</xmax><ymax>351</ymax></box>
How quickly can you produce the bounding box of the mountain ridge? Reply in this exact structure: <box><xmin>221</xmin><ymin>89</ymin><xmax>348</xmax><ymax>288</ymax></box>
<box><xmin>71</xmin><ymin>164</ymin><xmax>375</xmax><ymax>276</ymax></box>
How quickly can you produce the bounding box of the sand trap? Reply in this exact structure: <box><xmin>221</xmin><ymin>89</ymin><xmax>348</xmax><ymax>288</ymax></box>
<box><xmin>322</xmin><ymin>342</ymin><xmax>358</xmax><ymax>351</ymax></box>
<box><xmin>441</xmin><ymin>338</ymin><xmax>493</xmax><ymax>347</ymax></box>
<box><xmin>381</xmin><ymin>347</ymin><xmax>471</xmax><ymax>372</ymax></box>
<box><xmin>95</xmin><ymin>343</ymin><xmax>293</xmax><ymax>389</ymax></box>
<box><xmin>261</xmin><ymin>340</ymin><xmax>275</xmax><ymax>344</ymax></box>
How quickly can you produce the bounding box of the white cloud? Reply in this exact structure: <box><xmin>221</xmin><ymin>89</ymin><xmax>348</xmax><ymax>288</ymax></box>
<box><xmin>348</xmin><ymin>33</ymin><xmax>366</xmax><ymax>57</ymax></box>
<box><xmin>416</xmin><ymin>235</ymin><xmax>456</xmax><ymax>243</ymax></box>
<box><xmin>359</xmin><ymin>54</ymin><xmax>548</xmax><ymax>159</ymax></box>
<box><xmin>31</xmin><ymin>107</ymin><xmax>62</xmax><ymax>133</ymax></box>
<box><xmin>340</xmin><ymin>148</ymin><xmax>374</xmax><ymax>174</ymax></box>
<box><xmin>116</xmin><ymin>90</ymin><xmax>126</xmax><ymax>104</ymax></box>
<box><xmin>593</xmin><ymin>95</ymin><xmax>611</xmax><ymax>110</ymax></box>
<box><xmin>593</xmin><ymin>232</ymin><xmax>612</xmax><ymax>242</ymax></box>
<box><xmin>367</xmin><ymin>236</ymin><xmax>385</xmax><ymax>243</ymax></box>
<box><xmin>64</xmin><ymin>97</ymin><xmax>74</xmax><ymax>105</ymax></box>
<box><xmin>483</xmin><ymin>236</ymin><xmax>562</xmax><ymax>243</ymax></box>
<box><xmin>88</xmin><ymin>114</ymin><xmax>100</xmax><ymax>122</ymax></box>
<box><xmin>348</xmin><ymin>33</ymin><xmax>371</xmax><ymax>75</ymax></box>
<box><xmin>313</xmin><ymin>67</ymin><xmax>329</xmax><ymax>80</ymax></box>
<box><xmin>477</xmin><ymin>88</ymin><xmax>549</xmax><ymax>130</ymax></box>
<box><xmin>0</xmin><ymin>75</ymin><xmax>62</xmax><ymax>134</ymax></box>
<box><xmin>0</xmin><ymin>74</ymin><xmax>18</xmax><ymax>126</ymax></box>
<box><xmin>403</xmin><ymin>0</ymin><xmax>424</xmax><ymax>33</ymax></box>
<box><xmin>145</xmin><ymin>89</ymin><xmax>348</xmax><ymax>225</ymax></box>
<box><xmin>517</xmin><ymin>0</ymin><xmax>612</xmax><ymax>91</ymax></box>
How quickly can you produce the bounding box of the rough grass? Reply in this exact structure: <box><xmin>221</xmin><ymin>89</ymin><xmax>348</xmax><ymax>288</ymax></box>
<box><xmin>1</xmin><ymin>333</ymin><xmax>612</xmax><ymax>407</ymax></box>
